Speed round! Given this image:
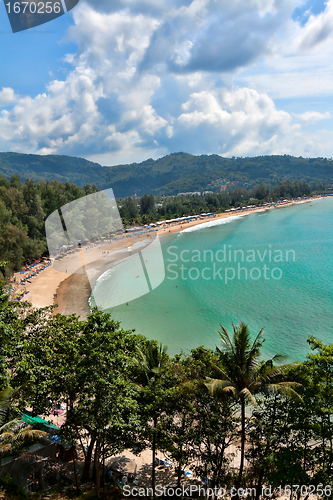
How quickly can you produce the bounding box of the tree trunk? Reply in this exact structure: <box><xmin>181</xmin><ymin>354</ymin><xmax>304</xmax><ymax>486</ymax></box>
<box><xmin>216</xmin><ymin>439</ymin><xmax>226</xmax><ymax>490</ymax></box>
<box><xmin>32</xmin><ymin>386</ymin><xmax>39</xmax><ymax>417</ymax></box>
<box><xmin>177</xmin><ymin>463</ymin><xmax>182</xmax><ymax>489</ymax></box>
<box><xmin>327</xmin><ymin>415</ymin><xmax>333</xmax><ymax>474</ymax></box>
<box><xmin>79</xmin><ymin>434</ymin><xmax>87</xmax><ymax>460</ymax></box>
<box><xmin>82</xmin><ymin>437</ymin><xmax>96</xmax><ymax>483</ymax></box>
<box><xmin>236</xmin><ymin>398</ymin><xmax>245</xmax><ymax>489</ymax></box>
<box><xmin>303</xmin><ymin>429</ymin><xmax>308</xmax><ymax>471</ymax></box>
<box><xmin>255</xmin><ymin>471</ymin><xmax>264</xmax><ymax>500</ymax></box>
<box><xmin>73</xmin><ymin>454</ymin><xmax>80</xmax><ymax>494</ymax></box>
<box><xmin>102</xmin><ymin>435</ymin><xmax>106</xmax><ymax>495</ymax></box>
<box><xmin>94</xmin><ymin>439</ymin><xmax>101</xmax><ymax>498</ymax></box>
<box><xmin>177</xmin><ymin>449</ymin><xmax>183</xmax><ymax>488</ymax></box>
<box><xmin>321</xmin><ymin>416</ymin><xmax>326</xmax><ymax>469</ymax></box>
<box><xmin>152</xmin><ymin>417</ymin><xmax>157</xmax><ymax>498</ymax></box>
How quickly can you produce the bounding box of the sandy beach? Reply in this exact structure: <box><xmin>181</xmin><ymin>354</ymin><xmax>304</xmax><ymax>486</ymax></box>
<box><xmin>11</xmin><ymin>196</ymin><xmax>323</xmax><ymax>318</ymax></box>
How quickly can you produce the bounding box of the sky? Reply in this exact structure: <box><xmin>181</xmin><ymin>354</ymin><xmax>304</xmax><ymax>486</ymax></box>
<box><xmin>0</xmin><ymin>0</ymin><xmax>333</xmax><ymax>166</ymax></box>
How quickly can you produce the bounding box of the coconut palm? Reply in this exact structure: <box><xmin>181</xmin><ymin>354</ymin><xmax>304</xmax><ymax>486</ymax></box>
<box><xmin>205</xmin><ymin>322</ymin><xmax>302</xmax><ymax>489</ymax></box>
<box><xmin>0</xmin><ymin>420</ymin><xmax>46</xmax><ymax>456</ymax></box>
<box><xmin>134</xmin><ymin>342</ymin><xmax>168</xmax><ymax>495</ymax></box>
<box><xmin>0</xmin><ymin>388</ymin><xmax>13</xmax><ymax>427</ymax></box>
<box><xmin>134</xmin><ymin>342</ymin><xmax>168</xmax><ymax>385</ymax></box>
<box><xmin>0</xmin><ymin>388</ymin><xmax>46</xmax><ymax>458</ymax></box>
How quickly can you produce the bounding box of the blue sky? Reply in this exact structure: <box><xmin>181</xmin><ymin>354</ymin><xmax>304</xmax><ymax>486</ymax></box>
<box><xmin>0</xmin><ymin>0</ymin><xmax>333</xmax><ymax>165</ymax></box>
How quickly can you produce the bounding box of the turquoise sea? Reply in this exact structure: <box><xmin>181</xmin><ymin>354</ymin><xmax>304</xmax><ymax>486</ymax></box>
<box><xmin>91</xmin><ymin>198</ymin><xmax>333</xmax><ymax>361</ymax></box>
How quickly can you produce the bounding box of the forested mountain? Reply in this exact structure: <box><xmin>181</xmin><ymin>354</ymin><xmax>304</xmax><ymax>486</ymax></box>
<box><xmin>0</xmin><ymin>175</ymin><xmax>98</xmax><ymax>274</ymax></box>
<box><xmin>0</xmin><ymin>152</ymin><xmax>104</xmax><ymax>187</ymax></box>
<box><xmin>0</xmin><ymin>171</ymin><xmax>320</xmax><ymax>276</ymax></box>
<box><xmin>1</xmin><ymin>152</ymin><xmax>333</xmax><ymax>198</ymax></box>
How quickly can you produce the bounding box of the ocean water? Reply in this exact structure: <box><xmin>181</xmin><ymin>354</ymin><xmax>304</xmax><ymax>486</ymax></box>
<box><xmin>90</xmin><ymin>198</ymin><xmax>333</xmax><ymax>361</ymax></box>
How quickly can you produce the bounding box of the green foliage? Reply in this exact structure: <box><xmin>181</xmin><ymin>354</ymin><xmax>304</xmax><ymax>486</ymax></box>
<box><xmin>11</xmin><ymin>308</ymin><xmax>141</xmax><ymax>487</ymax></box>
<box><xmin>1</xmin><ymin>288</ymin><xmax>333</xmax><ymax>494</ymax></box>
<box><xmin>119</xmin><ymin>197</ymin><xmax>139</xmax><ymax>222</ymax></box>
<box><xmin>0</xmin><ymin>278</ymin><xmax>22</xmax><ymax>390</ymax></box>
<box><xmin>206</xmin><ymin>322</ymin><xmax>301</xmax><ymax>404</ymax></box>
<box><xmin>0</xmin><ymin>474</ymin><xmax>26</xmax><ymax>499</ymax></box>
<box><xmin>0</xmin><ymin>387</ymin><xmax>13</xmax><ymax>427</ymax></box>
<box><xmin>267</xmin><ymin>447</ymin><xmax>310</xmax><ymax>490</ymax></box>
<box><xmin>1</xmin><ymin>152</ymin><xmax>333</xmax><ymax>198</ymax></box>
<box><xmin>0</xmin><ymin>420</ymin><xmax>47</xmax><ymax>456</ymax></box>
<box><xmin>0</xmin><ymin>176</ymin><xmax>99</xmax><ymax>273</ymax></box>
<box><xmin>301</xmin><ymin>337</ymin><xmax>333</xmax><ymax>474</ymax></box>
<box><xmin>206</xmin><ymin>322</ymin><xmax>302</xmax><ymax>489</ymax></box>
<box><xmin>0</xmin><ymin>157</ymin><xmax>326</xmax><ymax>274</ymax></box>
<box><xmin>140</xmin><ymin>194</ymin><xmax>155</xmax><ymax>215</ymax></box>
<box><xmin>119</xmin><ymin>178</ymin><xmax>321</xmax><ymax>227</ymax></box>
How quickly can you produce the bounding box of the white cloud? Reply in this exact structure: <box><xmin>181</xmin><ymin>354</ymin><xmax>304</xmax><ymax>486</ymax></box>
<box><xmin>237</xmin><ymin>68</ymin><xmax>333</xmax><ymax>99</ymax></box>
<box><xmin>0</xmin><ymin>88</ymin><xmax>17</xmax><ymax>106</ymax></box>
<box><xmin>176</xmin><ymin>86</ymin><xmax>300</xmax><ymax>157</ymax></box>
<box><xmin>235</xmin><ymin>1</ymin><xmax>333</xmax><ymax>100</ymax></box>
<box><xmin>0</xmin><ymin>0</ymin><xmax>333</xmax><ymax>165</ymax></box>
<box><xmin>299</xmin><ymin>0</ymin><xmax>333</xmax><ymax>49</ymax></box>
<box><xmin>0</xmin><ymin>65</ymin><xmax>104</xmax><ymax>154</ymax></box>
<box><xmin>293</xmin><ymin>111</ymin><xmax>331</xmax><ymax>125</ymax></box>
<box><xmin>0</xmin><ymin>4</ymin><xmax>167</xmax><ymax>156</ymax></box>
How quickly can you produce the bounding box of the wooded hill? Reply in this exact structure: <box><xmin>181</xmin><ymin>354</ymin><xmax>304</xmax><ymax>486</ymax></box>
<box><xmin>0</xmin><ymin>173</ymin><xmax>316</xmax><ymax>276</ymax></box>
<box><xmin>0</xmin><ymin>152</ymin><xmax>333</xmax><ymax>198</ymax></box>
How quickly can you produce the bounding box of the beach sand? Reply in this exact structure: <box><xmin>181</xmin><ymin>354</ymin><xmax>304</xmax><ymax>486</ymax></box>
<box><xmin>15</xmin><ymin>197</ymin><xmax>320</xmax><ymax>318</ymax></box>
<box><xmin>11</xmin><ymin>266</ymin><xmax>66</xmax><ymax>309</ymax></box>
<box><xmin>52</xmin><ymin>272</ymin><xmax>92</xmax><ymax>319</ymax></box>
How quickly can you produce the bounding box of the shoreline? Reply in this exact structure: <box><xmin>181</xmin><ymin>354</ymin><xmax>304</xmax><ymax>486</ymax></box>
<box><xmin>14</xmin><ymin>195</ymin><xmax>327</xmax><ymax>318</ymax></box>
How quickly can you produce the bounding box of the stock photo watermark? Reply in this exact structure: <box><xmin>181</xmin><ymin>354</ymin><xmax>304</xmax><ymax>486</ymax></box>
<box><xmin>4</xmin><ymin>0</ymin><xmax>80</xmax><ymax>33</ymax></box>
<box><xmin>123</xmin><ymin>484</ymin><xmax>332</xmax><ymax>498</ymax></box>
<box><xmin>165</xmin><ymin>245</ymin><xmax>296</xmax><ymax>283</ymax></box>
<box><xmin>45</xmin><ymin>188</ymin><xmax>165</xmax><ymax>309</ymax></box>
<box><xmin>45</xmin><ymin>189</ymin><xmax>295</xmax><ymax>306</ymax></box>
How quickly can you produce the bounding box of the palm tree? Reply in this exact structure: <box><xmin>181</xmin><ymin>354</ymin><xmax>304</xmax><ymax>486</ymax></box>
<box><xmin>0</xmin><ymin>388</ymin><xmax>13</xmax><ymax>427</ymax></box>
<box><xmin>135</xmin><ymin>342</ymin><xmax>168</xmax><ymax>385</ymax></box>
<box><xmin>0</xmin><ymin>388</ymin><xmax>46</xmax><ymax>459</ymax></box>
<box><xmin>205</xmin><ymin>322</ymin><xmax>302</xmax><ymax>489</ymax></box>
<box><xmin>134</xmin><ymin>342</ymin><xmax>168</xmax><ymax>495</ymax></box>
<box><xmin>0</xmin><ymin>420</ymin><xmax>46</xmax><ymax>456</ymax></box>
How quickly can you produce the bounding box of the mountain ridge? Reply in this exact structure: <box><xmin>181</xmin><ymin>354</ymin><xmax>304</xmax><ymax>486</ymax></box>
<box><xmin>0</xmin><ymin>151</ymin><xmax>332</xmax><ymax>197</ymax></box>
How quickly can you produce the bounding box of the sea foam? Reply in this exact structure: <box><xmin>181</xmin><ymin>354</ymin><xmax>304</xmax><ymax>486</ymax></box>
<box><xmin>180</xmin><ymin>212</ymin><xmax>255</xmax><ymax>233</ymax></box>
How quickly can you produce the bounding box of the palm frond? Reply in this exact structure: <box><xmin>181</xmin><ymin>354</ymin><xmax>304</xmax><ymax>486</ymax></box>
<box><xmin>0</xmin><ymin>419</ymin><xmax>23</xmax><ymax>434</ymax></box>
<box><xmin>134</xmin><ymin>342</ymin><xmax>168</xmax><ymax>384</ymax></box>
<box><xmin>247</xmin><ymin>327</ymin><xmax>265</xmax><ymax>368</ymax></box>
<box><xmin>0</xmin><ymin>431</ymin><xmax>15</xmax><ymax>445</ymax></box>
<box><xmin>205</xmin><ymin>378</ymin><xmax>237</xmax><ymax>397</ymax></box>
<box><xmin>270</xmin><ymin>353</ymin><xmax>289</xmax><ymax>364</ymax></box>
<box><xmin>211</xmin><ymin>363</ymin><xmax>232</xmax><ymax>382</ymax></box>
<box><xmin>251</xmin><ymin>326</ymin><xmax>265</xmax><ymax>349</ymax></box>
<box><xmin>266</xmin><ymin>383</ymin><xmax>303</xmax><ymax>403</ymax></box>
<box><xmin>259</xmin><ymin>363</ymin><xmax>299</xmax><ymax>382</ymax></box>
<box><xmin>218</xmin><ymin>325</ymin><xmax>235</xmax><ymax>355</ymax></box>
<box><xmin>239</xmin><ymin>388</ymin><xmax>258</xmax><ymax>408</ymax></box>
<box><xmin>210</xmin><ymin>322</ymin><xmax>300</xmax><ymax>410</ymax></box>
<box><xmin>13</xmin><ymin>428</ymin><xmax>47</xmax><ymax>446</ymax></box>
<box><xmin>133</xmin><ymin>347</ymin><xmax>148</xmax><ymax>371</ymax></box>
<box><xmin>222</xmin><ymin>385</ymin><xmax>238</xmax><ymax>398</ymax></box>
<box><xmin>0</xmin><ymin>443</ymin><xmax>12</xmax><ymax>454</ymax></box>
<box><xmin>0</xmin><ymin>388</ymin><xmax>13</xmax><ymax>427</ymax></box>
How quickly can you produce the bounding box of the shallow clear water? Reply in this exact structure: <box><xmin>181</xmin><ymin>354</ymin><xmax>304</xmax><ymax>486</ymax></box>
<box><xmin>91</xmin><ymin>198</ymin><xmax>333</xmax><ymax>361</ymax></box>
